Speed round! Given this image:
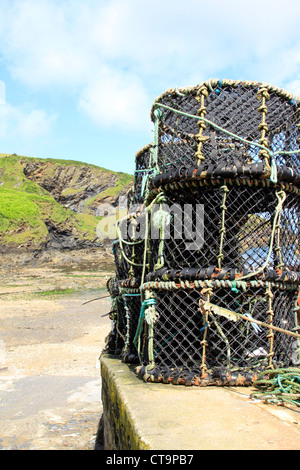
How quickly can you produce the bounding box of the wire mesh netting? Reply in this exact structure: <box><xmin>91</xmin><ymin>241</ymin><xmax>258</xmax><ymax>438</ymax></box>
<box><xmin>105</xmin><ymin>277</ymin><xmax>141</xmax><ymax>364</ymax></box>
<box><xmin>105</xmin><ymin>79</ymin><xmax>300</xmax><ymax>386</ymax></box>
<box><xmin>147</xmin><ymin>180</ymin><xmax>300</xmax><ymax>276</ymax></box>
<box><xmin>113</xmin><ymin>211</ymin><xmax>147</xmax><ymax>280</ymax></box>
<box><xmin>128</xmin><ymin>144</ymin><xmax>154</xmax><ymax>209</ymax></box>
<box><xmin>149</xmin><ymin>79</ymin><xmax>300</xmax><ymax>177</ymax></box>
<box><xmin>136</xmin><ymin>281</ymin><xmax>298</xmax><ymax>386</ymax></box>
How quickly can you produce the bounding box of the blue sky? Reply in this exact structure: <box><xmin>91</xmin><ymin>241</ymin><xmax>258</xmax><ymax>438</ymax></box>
<box><xmin>0</xmin><ymin>0</ymin><xmax>300</xmax><ymax>174</ymax></box>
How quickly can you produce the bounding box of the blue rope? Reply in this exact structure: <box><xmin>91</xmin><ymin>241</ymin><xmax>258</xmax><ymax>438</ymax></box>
<box><xmin>133</xmin><ymin>298</ymin><xmax>156</xmax><ymax>350</ymax></box>
<box><xmin>215</xmin><ymin>79</ymin><xmax>223</xmax><ymax>95</ymax></box>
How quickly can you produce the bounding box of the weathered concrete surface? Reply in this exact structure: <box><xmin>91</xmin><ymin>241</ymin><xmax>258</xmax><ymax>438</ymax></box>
<box><xmin>0</xmin><ymin>266</ymin><xmax>113</xmax><ymax>450</ymax></box>
<box><xmin>101</xmin><ymin>354</ymin><xmax>300</xmax><ymax>451</ymax></box>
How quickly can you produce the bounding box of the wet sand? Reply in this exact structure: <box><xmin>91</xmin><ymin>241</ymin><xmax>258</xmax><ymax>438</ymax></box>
<box><xmin>0</xmin><ymin>264</ymin><xmax>113</xmax><ymax>450</ymax></box>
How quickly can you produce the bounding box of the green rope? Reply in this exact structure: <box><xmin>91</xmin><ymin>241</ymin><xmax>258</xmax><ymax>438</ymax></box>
<box><xmin>116</xmin><ymin>219</ymin><xmax>145</xmax><ymax>245</ymax></box>
<box><xmin>153</xmin><ymin>102</ymin><xmax>300</xmax><ymax>184</ymax></box>
<box><xmin>209</xmin><ymin>311</ymin><xmax>231</xmax><ymax>368</ymax></box>
<box><xmin>142</xmin><ymin>279</ymin><xmax>299</xmax><ymax>292</ymax></box>
<box><xmin>237</xmin><ymin>188</ymin><xmax>287</xmax><ymax>281</ymax></box>
<box><xmin>251</xmin><ymin>368</ymin><xmax>300</xmax><ymax>407</ymax></box>
<box><xmin>217</xmin><ymin>183</ymin><xmax>229</xmax><ymax>269</ymax></box>
<box><xmin>133</xmin><ymin>296</ymin><xmax>156</xmax><ymax>361</ymax></box>
<box><xmin>153</xmin><ymin>203</ymin><xmax>169</xmax><ymax>271</ymax></box>
<box><xmin>115</xmin><ymin>218</ymin><xmax>146</xmax><ymax>268</ymax></box>
<box><xmin>152</xmin><ymin>108</ymin><xmax>163</xmax><ymax>177</ymax></box>
<box><xmin>122</xmin><ymin>297</ymin><xmax>131</xmax><ymax>356</ymax></box>
<box><xmin>140</xmin><ymin>191</ymin><xmax>167</xmax><ymax>290</ymax></box>
<box><xmin>292</xmin><ymin>290</ymin><xmax>300</xmax><ymax>364</ymax></box>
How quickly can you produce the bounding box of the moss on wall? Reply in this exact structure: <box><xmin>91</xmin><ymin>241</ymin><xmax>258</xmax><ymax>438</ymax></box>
<box><xmin>101</xmin><ymin>355</ymin><xmax>150</xmax><ymax>450</ymax></box>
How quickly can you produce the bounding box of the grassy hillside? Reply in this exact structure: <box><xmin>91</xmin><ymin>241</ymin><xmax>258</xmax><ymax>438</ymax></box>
<box><xmin>0</xmin><ymin>153</ymin><xmax>133</xmax><ymax>250</ymax></box>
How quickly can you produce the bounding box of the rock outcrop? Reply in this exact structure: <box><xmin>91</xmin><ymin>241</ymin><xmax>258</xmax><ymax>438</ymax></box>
<box><xmin>0</xmin><ymin>154</ymin><xmax>133</xmax><ymax>257</ymax></box>
<box><xmin>20</xmin><ymin>158</ymin><xmax>132</xmax><ymax>215</ymax></box>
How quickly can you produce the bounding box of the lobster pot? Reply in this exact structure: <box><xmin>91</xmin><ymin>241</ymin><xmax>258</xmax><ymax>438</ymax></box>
<box><xmin>150</xmin><ymin>79</ymin><xmax>300</xmax><ymax>177</ymax></box>
<box><xmin>137</xmin><ymin>281</ymin><xmax>300</xmax><ymax>386</ymax></box>
<box><xmin>113</xmin><ymin>210</ymin><xmax>147</xmax><ymax>280</ymax></box>
<box><xmin>104</xmin><ymin>278</ymin><xmax>141</xmax><ymax>364</ymax></box>
<box><xmin>119</xmin><ymin>289</ymin><xmax>142</xmax><ymax>364</ymax></box>
<box><xmin>112</xmin><ymin>239</ymin><xmax>130</xmax><ymax>280</ymax></box>
<box><xmin>127</xmin><ymin>144</ymin><xmax>154</xmax><ymax>209</ymax></box>
<box><xmin>104</xmin><ymin>280</ymin><xmax>127</xmax><ymax>357</ymax></box>
<box><xmin>108</xmin><ymin>78</ymin><xmax>300</xmax><ymax>387</ymax></box>
<box><xmin>147</xmin><ymin>178</ymin><xmax>300</xmax><ymax>276</ymax></box>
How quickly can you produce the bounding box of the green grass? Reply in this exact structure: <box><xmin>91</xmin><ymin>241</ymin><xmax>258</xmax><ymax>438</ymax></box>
<box><xmin>33</xmin><ymin>288</ymin><xmax>77</xmax><ymax>297</ymax></box>
<box><xmin>0</xmin><ymin>186</ymin><xmax>50</xmax><ymax>245</ymax></box>
<box><xmin>0</xmin><ymin>153</ymin><xmax>133</xmax><ymax>248</ymax></box>
<box><xmin>65</xmin><ymin>273</ymin><xmax>107</xmax><ymax>278</ymax></box>
<box><xmin>19</xmin><ymin>154</ymin><xmax>134</xmax><ymax>176</ymax></box>
<box><xmin>0</xmin><ymin>188</ymin><xmax>42</xmax><ymax>221</ymax></box>
<box><xmin>84</xmin><ymin>172</ymin><xmax>133</xmax><ymax>208</ymax></box>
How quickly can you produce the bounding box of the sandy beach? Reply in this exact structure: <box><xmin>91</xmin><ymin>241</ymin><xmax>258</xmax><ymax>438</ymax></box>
<box><xmin>0</xmin><ymin>262</ymin><xmax>113</xmax><ymax>450</ymax></box>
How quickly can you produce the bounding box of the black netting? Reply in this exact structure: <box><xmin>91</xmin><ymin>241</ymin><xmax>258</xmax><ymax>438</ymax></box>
<box><xmin>104</xmin><ymin>278</ymin><xmax>141</xmax><ymax>363</ymax></box>
<box><xmin>127</xmin><ymin>144</ymin><xmax>154</xmax><ymax>209</ymax></box>
<box><xmin>151</xmin><ymin>80</ymin><xmax>300</xmax><ymax>175</ymax></box>
<box><xmin>137</xmin><ymin>283</ymin><xmax>298</xmax><ymax>386</ymax></box>
<box><xmin>113</xmin><ymin>211</ymin><xmax>147</xmax><ymax>280</ymax></box>
<box><xmin>147</xmin><ymin>181</ymin><xmax>300</xmax><ymax>275</ymax></box>
<box><xmin>112</xmin><ymin>240</ymin><xmax>129</xmax><ymax>280</ymax></box>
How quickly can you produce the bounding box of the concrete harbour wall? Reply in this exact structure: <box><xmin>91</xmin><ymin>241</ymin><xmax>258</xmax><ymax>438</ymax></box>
<box><xmin>100</xmin><ymin>354</ymin><xmax>300</xmax><ymax>451</ymax></box>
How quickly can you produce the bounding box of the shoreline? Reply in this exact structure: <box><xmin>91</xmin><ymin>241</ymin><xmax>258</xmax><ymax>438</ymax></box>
<box><xmin>0</xmin><ymin>255</ymin><xmax>113</xmax><ymax>450</ymax></box>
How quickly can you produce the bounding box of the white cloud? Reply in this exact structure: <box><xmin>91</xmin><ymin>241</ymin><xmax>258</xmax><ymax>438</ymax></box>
<box><xmin>0</xmin><ymin>0</ymin><xmax>91</xmax><ymax>87</ymax></box>
<box><xmin>1</xmin><ymin>0</ymin><xmax>300</xmax><ymax>132</ymax></box>
<box><xmin>78</xmin><ymin>67</ymin><xmax>152</xmax><ymax>131</ymax></box>
<box><xmin>0</xmin><ymin>102</ymin><xmax>56</xmax><ymax>141</ymax></box>
<box><xmin>284</xmin><ymin>80</ymin><xmax>300</xmax><ymax>97</ymax></box>
<box><xmin>0</xmin><ymin>81</ymin><xmax>6</xmax><ymax>105</ymax></box>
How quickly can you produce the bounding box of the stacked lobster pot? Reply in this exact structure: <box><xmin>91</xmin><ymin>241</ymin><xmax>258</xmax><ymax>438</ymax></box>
<box><xmin>105</xmin><ymin>146</ymin><xmax>152</xmax><ymax>363</ymax></box>
<box><xmin>108</xmin><ymin>79</ymin><xmax>300</xmax><ymax>386</ymax></box>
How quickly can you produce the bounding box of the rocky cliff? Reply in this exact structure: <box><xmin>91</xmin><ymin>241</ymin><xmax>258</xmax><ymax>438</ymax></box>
<box><xmin>20</xmin><ymin>158</ymin><xmax>132</xmax><ymax>216</ymax></box>
<box><xmin>0</xmin><ymin>154</ymin><xmax>133</xmax><ymax>259</ymax></box>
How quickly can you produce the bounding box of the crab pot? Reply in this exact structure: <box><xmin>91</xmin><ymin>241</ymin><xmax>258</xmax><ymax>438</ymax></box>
<box><xmin>150</xmin><ymin>80</ymin><xmax>300</xmax><ymax>177</ymax></box>
<box><xmin>147</xmin><ymin>177</ymin><xmax>300</xmax><ymax>276</ymax></box>
<box><xmin>104</xmin><ymin>278</ymin><xmax>141</xmax><ymax>363</ymax></box>
<box><xmin>107</xmin><ymin>79</ymin><xmax>300</xmax><ymax>387</ymax></box>
<box><xmin>127</xmin><ymin>143</ymin><xmax>154</xmax><ymax>210</ymax></box>
<box><xmin>119</xmin><ymin>289</ymin><xmax>142</xmax><ymax>364</ymax></box>
<box><xmin>103</xmin><ymin>286</ymin><xmax>126</xmax><ymax>357</ymax></box>
<box><xmin>104</xmin><ymin>277</ymin><xmax>126</xmax><ymax>356</ymax></box>
<box><xmin>136</xmin><ymin>281</ymin><xmax>299</xmax><ymax>386</ymax></box>
<box><xmin>112</xmin><ymin>239</ymin><xmax>130</xmax><ymax>280</ymax></box>
<box><xmin>113</xmin><ymin>210</ymin><xmax>147</xmax><ymax>280</ymax></box>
